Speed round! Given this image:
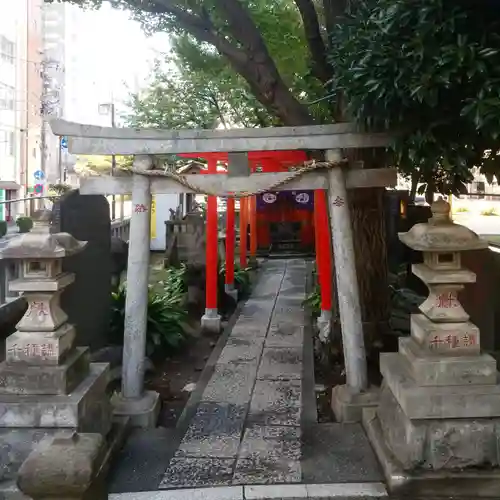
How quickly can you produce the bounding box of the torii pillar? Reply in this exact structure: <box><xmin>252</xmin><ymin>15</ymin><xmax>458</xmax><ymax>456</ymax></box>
<box><xmin>314</xmin><ymin>189</ymin><xmax>333</xmax><ymax>341</ymax></box>
<box><xmin>248</xmin><ymin>196</ymin><xmax>258</xmax><ymax>268</ymax></box>
<box><xmin>201</xmin><ymin>158</ymin><xmax>222</xmax><ymax>333</ymax></box>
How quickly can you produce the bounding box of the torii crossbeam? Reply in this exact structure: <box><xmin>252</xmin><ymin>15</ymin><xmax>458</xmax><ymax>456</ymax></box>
<box><xmin>50</xmin><ymin>119</ymin><xmax>395</xmax><ymax>427</ymax></box>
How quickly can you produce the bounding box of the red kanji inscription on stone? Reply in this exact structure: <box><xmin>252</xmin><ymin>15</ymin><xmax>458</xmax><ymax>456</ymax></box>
<box><xmin>27</xmin><ymin>301</ymin><xmax>48</xmax><ymax>318</ymax></box>
<box><xmin>134</xmin><ymin>204</ymin><xmax>148</xmax><ymax>213</ymax></box>
<box><xmin>429</xmin><ymin>336</ymin><xmax>444</xmax><ymax>350</ymax></box>
<box><xmin>445</xmin><ymin>334</ymin><xmax>459</xmax><ymax>348</ymax></box>
<box><xmin>41</xmin><ymin>344</ymin><xmax>55</xmax><ymax>358</ymax></box>
<box><xmin>435</xmin><ymin>292</ymin><xmax>458</xmax><ymax>309</ymax></box>
<box><xmin>461</xmin><ymin>334</ymin><xmax>477</xmax><ymax>347</ymax></box>
<box><xmin>332</xmin><ymin>196</ymin><xmax>345</xmax><ymax>207</ymax></box>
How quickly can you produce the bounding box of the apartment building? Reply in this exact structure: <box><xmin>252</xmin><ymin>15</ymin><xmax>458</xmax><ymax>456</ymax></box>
<box><xmin>0</xmin><ymin>0</ymin><xmax>43</xmax><ymax>220</ymax></box>
<box><xmin>41</xmin><ymin>0</ymin><xmax>67</xmax><ymax>183</ymax></box>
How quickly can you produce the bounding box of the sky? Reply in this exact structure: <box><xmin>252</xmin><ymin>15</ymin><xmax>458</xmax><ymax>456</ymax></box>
<box><xmin>67</xmin><ymin>2</ymin><xmax>170</xmax><ymax>125</ymax></box>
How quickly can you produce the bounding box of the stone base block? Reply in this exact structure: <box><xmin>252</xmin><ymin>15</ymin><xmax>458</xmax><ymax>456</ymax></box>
<box><xmin>316</xmin><ymin>310</ymin><xmax>332</xmax><ymax>343</ymax></box>
<box><xmin>376</xmin><ymin>381</ymin><xmax>500</xmax><ymax>470</ymax></box>
<box><xmin>224</xmin><ymin>284</ymin><xmax>238</xmax><ymax>303</ymax></box>
<box><xmin>331</xmin><ymin>384</ymin><xmax>379</xmax><ymax>423</ymax></box>
<box><xmin>0</xmin><ymin>363</ymin><xmax>111</xmax><ymax>433</ymax></box>
<box><xmin>5</xmin><ymin>323</ymin><xmax>76</xmax><ymax>366</ymax></box>
<box><xmin>363</xmin><ymin>407</ymin><xmax>500</xmax><ymax>498</ymax></box>
<box><xmin>248</xmin><ymin>256</ymin><xmax>259</xmax><ymax>269</ymax></box>
<box><xmin>201</xmin><ymin>309</ymin><xmax>222</xmax><ymax>333</ymax></box>
<box><xmin>17</xmin><ymin>432</ymin><xmax>108</xmax><ymax>500</ymax></box>
<box><xmin>411</xmin><ymin>314</ymin><xmax>480</xmax><ymax>355</ymax></box>
<box><xmin>112</xmin><ymin>390</ymin><xmax>160</xmax><ymax>428</ymax></box>
<box><xmin>0</xmin><ymin>417</ymin><xmax>131</xmax><ymax>499</ymax></box>
<box><xmin>0</xmin><ymin>428</ymin><xmax>75</xmax><ymax>491</ymax></box>
<box><xmin>0</xmin><ymin>347</ymin><xmax>90</xmax><ymax>396</ymax></box>
<box><xmin>381</xmin><ymin>352</ymin><xmax>500</xmax><ymax>419</ymax></box>
<box><xmin>399</xmin><ymin>337</ymin><xmax>497</xmax><ymax>386</ymax></box>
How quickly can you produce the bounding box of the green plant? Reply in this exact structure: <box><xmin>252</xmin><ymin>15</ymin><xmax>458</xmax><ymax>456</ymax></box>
<box><xmin>109</xmin><ymin>270</ymin><xmax>189</xmax><ymax>358</ymax></box>
<box><xmin>0</xmin><ymin>220</ymin><xmax>7</xmax><ymax>238</ymax></box>
<box><xmin>303</xmin><ymin>285</ymin><xmax>321</xmax><ymax>317</ymax></box>
<box><xmin>329</xmin><ymin>0</ymin><xmax>500</xmax><ymax>195</ymax></box>
<box><xmin>219</xmin><ymin>263</ymin><xmax>252</xmax><ymax>298</ymax></box>
<box><xmin>47</xmin><ymin>183</ymin><xmax>72</xmax><ymax>202</ymax></box>
<box><xmin>455</xmin><ymin>207</ymin><xmax>469</xmax><ymax>213</ymax></box>
<box><xmin>481</xmin><ymin>207</ymin><xmax>498</xmax><ymax>216</ymax></box>
<box><xmin>16</xmin><ymin>216</ymin><xmax>33</xmax><ymax>233</ymax></box>
<box><xmin>156</xmin><ymin>264</ymin><xmax>188</xmax><ymax>304</ymax></box>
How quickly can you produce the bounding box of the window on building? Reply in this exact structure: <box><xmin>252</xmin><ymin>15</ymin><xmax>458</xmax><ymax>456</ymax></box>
<box><xmin>0</xmin><ymin>129</ymin><xmax>14</xmax><ymax>157</ymax></box>
<box><xmin>8</xmin><ymin>131</ymin><xmax>14</xmax><ymax>156</ymax></box>
<box><xmin>0</xmin><ymin>83</ymin><xmax>14</xmax><ymax>110</ymax></box>
<box><xmin>0</xmin><ymin>36</ymin><xmax>14</xmax><ymax>65</ymax></box>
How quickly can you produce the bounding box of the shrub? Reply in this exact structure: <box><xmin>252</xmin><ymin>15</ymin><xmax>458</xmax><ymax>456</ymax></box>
<box><xmin>0</xmin><ymin>220</ymin><xmax>7</xmax><ymax>238</ymax></box>
<box><xmin>455</xmin><ymin>207</ymin><xmax>469</xmax><ymax>213</ymax></box>
<box><xmin>481</xmin><ymin>208</ymin><xmax>498</xmax><ymax>216</ymax></box>
<box><xmin>109</xmin><ymin>265</ymin><xmax>189</xmax><ymax>358</ymax></box>
<box><xmin>303</xmin><ymin>285</ymin><xmax>321</xmax><ymax>317</ymax></box>
<box><xmin>157</xmin><ymin>264</ymin><xmax>187</xmax><ymax>301</ymax></box>
<box><xmin>219</xmin><ymin>263</ymin><xmax>252</xmax><ymax>298</ymax></box>
<box><xmin>16</xmin><ymin>216</ymin><xmax>33</xmax><ymax>233</ymax></box>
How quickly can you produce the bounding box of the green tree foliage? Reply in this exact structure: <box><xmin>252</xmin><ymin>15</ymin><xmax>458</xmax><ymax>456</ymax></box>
<box><xmin>126</xmin><ymin>0</ymin><xmax>331</xmax><ymax>129</ymax></box>
<box><xmin>126</xmin><ymin>52</ymin><xmax>275</xmax><ymax>129</ymax></box>
<box><xmin>329</xmin><ymin>0</ymin><xmax>500</xmax><ymax>194</ymax></box>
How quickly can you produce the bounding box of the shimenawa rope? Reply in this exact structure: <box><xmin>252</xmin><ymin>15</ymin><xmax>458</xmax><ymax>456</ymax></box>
<box><xmin>130</xmin><ymin>159</ymin><xmax>347</xmax><ymax>198</ymax></box>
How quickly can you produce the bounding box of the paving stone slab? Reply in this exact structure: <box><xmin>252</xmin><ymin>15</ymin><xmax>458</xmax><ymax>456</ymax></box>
<box><xmin>218</xmin><ymin>339</ymin><xmax>264</xmax><ymax>365</ymax></box>
<box><xmin>232</xmin><ymin>457</ymin><xmax>301</xmax><ymax>485</ymax></box>
<box><xmin>239</xmin><ymin>426</ymin><xmax>301</xmax><ymax>461</ymax></box>
<box><xmin>301</xmin><ymin>423</ymin><xmax>383</xmax><ymax>484</ymax></box>
<box><xmin>240</xmin><ymin>301</ymin><xmax>276</xmax><ymax>317</ymax></box>
<box><xmin>175</xmin><ymin>403</ymin><xmax>247</xmax><ymax>459</ymax></box>
<box><xmin>248</xmin><ymin>380</ymin><xmax>301</xmax><ymax>426</ymax></box>
<box><xmin>257</xmin><ymin>347</ymin><xmax>303</xmax><ymax>381</ymax></box>
<box><xmin>231</xmin><ymin>323</ymin><xmax>269</xmax><ymax>339</ymax></box>
<box><xmin>202</xmin><ymin>363</ymin><xmax>258</xmax><ymax>405</ymax></box>
<box><xmin>265</xmin><ymin>324</ymin><xmax>304</xmax><ymax>348</ymax></box>
<box><xmin>108</xmin><ymin>428</ymin><xmax>177</xmax><ymax>493</ymax></box>
<box><xmin>160</xmin><ymin>457</ymin><xmax>235</xmax><ymax>489</ymax></box>
<box><xmin>275</xmin><ymin>289</ymin><xmax>306</xmax><ymax>300</ymax></box>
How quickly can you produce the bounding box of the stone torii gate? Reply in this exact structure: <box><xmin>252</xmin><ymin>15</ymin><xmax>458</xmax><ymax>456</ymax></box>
<box><xmin>50</xmin><ymin>119</ymin><xmax>395</xmax><ymax>426</ymax></box>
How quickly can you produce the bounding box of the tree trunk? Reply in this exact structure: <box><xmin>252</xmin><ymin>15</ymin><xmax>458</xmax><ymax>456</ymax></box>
<box><xmin>348</xmin><ymin>187</ymin><xmax>390</xmax><ymax>349</ymax></box>
<box><xmin>228</xmin><ymin>54</ymin><xmax>315</xmax><ymax>126</ymax></box>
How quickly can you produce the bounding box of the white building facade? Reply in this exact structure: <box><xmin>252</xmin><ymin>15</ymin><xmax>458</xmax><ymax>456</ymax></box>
<box><xmin>0</xmin><ymin>0</ymin><xmax>43</xmax><ymax>221</ymax></box>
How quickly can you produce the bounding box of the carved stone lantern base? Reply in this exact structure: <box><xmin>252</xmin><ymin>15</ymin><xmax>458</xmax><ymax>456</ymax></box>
<box><xmin>365</xmin><ymin>199</ymin><xmax>500</xmax><ymax>497</ymax></box>
<box><xmin>364</xmin><ymin>346</ymin><xmax>500</xmax><ymax>497</ymax></box>
<box><xmin>0</xmin><ymin>211</ymin><xmax>115</xmax><ymax>496</ymax></box>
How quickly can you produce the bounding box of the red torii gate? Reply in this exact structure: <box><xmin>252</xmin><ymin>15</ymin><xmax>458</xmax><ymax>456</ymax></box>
<box><xmin>178</xmin><ymin>151</ymin><xmax>333</xmax><ymax>322</ymax></box>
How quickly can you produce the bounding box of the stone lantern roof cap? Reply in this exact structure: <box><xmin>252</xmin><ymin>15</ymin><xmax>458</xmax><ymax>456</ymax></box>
<box><xmin>398</xmin><ymin>197</ymin><xmax>488</xmax><ymax>252</ymax></box>
<box><xmin>0</xmin><ymin>209</ymin><xmax>87</xmax><ymax>260</ymax></box>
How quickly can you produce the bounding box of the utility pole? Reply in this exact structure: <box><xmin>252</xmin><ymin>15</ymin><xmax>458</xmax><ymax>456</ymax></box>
<box><xmin>58</xmin><ymin>135</ymin><xmax>63</xmax><ymax>181</ymax></box>
<box><xmin>111</xmin><ymin>103</ymin><xmax>116</xmax><ymax>220</ymax></box>
<box><xmin>98</xmin><ymin>101</ymin><xmax>117</xmax><ymax>220</ymax></box>
<box><xmin>24</xmin><ymin>0</ymin><xmax>30</xmax><ymax>216</ymax></box>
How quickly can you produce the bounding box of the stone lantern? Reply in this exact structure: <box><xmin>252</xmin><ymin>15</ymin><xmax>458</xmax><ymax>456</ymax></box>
<box><xmin>364</xmin><ymin>198</ymin><xmax>500</xmax><ymax>497</ymax></box>
<box><xmin>0</xmin><ymin>210</ymin><xmax>111</xmax><ymax>495</ymax></box>
<box><xmin>2</xmin><ymin>210</ymin><xmax>87</xmax><ymax>367</ymax></box>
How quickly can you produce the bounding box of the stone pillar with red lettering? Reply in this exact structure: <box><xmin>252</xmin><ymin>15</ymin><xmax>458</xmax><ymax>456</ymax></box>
<box><xmin>364</xmin><ymin>198</ymin><xmax>500</xmax><ymax>497</ymax></box>
<box><xmin>0</xmin><ymin>210</ymin><xmax>112</xmax><ymax>495</ymax></box>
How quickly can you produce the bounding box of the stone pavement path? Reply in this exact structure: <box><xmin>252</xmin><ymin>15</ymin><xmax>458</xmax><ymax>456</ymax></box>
<box><xmin>160</xmin><ymin>259</ymin><xmax>307</xmax><ymax>489</ymax></box>
<box><xmin>108</xmin><ymin>258</ymin><xmax>383</xmax><ymax>495</ymax></box>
